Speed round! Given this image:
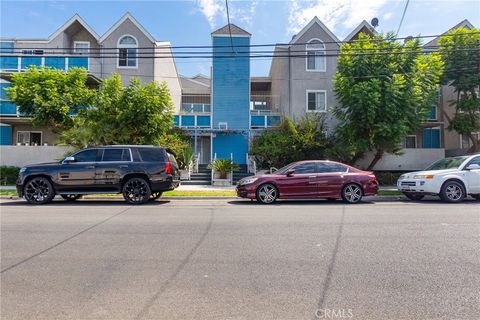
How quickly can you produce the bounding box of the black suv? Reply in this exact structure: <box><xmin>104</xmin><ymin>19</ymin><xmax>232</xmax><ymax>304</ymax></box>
<box><xmin>16</xmin><ymin>145</ymin><xmax>180</xmax><ymax>205</ymax></box>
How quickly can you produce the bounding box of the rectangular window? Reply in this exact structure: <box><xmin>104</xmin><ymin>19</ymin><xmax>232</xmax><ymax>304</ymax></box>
<box><xmin>74</xmin><ymin>41</ymin><xmax>90</xmax><ymax>54</ymax></box>
<box><xmin>306</xmin><ymin>51</ymin><xmax>325</xmax><ymax>71</ymax></box>
<box><xmin>422</xmin><ymin>128</ymin><xmax>441</xmax><ymax>148</ymax></box>
<box><xmin>428</xmin><ymin>105</ymin><xmax>437</xmax><ymax>120</ymax></box>
<box><xmin>404</xmin><ymin>135</ymin><xmax>417</xmax><ymax>148</ymax></box>
<box><xmin>306</xmin><ymin>90</ymin><xmax>326</xmax><ymax>112</ymax></box>
<box><xmin>138</xmin><ymin>148</ymin><xmax>166</xmax><ymax>162</ymax></box>
<box><xmin>101</xmin><ymin>148</ymin><xmax>131</xmax><ymax>162</ymax></box>
<box><xmin>0</xmin><ymin>42</ymin><xmax>14</xmax><ymax>53</ymax></box>
<box><xmin>17</xmin><ymin>131</ymin><xmax>42</xmax><ymax>145</ymax></box>
<box><xmin>118</xmin><ymin>48</ymin><xmax>137</xmax><ymax>67</ymax></box>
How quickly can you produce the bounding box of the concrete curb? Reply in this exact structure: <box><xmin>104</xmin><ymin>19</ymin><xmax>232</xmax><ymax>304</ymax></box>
<box><xmin>1</xmin><ymin>195</ymin><xmax>405</xmax><ymax>202</ymax></box>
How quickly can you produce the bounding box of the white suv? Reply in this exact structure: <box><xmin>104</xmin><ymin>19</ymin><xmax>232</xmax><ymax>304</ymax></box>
<box><xmin>397</xmin><ymin>154</ymin><xmax>480</xmax><ymax>203</ymax></box>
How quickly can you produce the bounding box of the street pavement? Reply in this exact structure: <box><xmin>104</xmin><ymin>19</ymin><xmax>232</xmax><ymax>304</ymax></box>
<box><xmin>1</xmin><ymin>198</ymin><xmax>479</xmax><ymax>320</ymax></box>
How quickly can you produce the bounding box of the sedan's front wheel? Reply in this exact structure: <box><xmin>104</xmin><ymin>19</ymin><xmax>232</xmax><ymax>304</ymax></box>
<box><xmin>256</xmin><ymin>184</ymin><xmax>278</xmax><ymax>204</ymax></box>
<box><xmin>122</xmin><ymin>177</ymin><xmax>151</xmax><ymax>205</ymax></box>
<box><xmin>341</xmin><ymin>183</ymin><xmax>363</xmax><ymax>204</ymax></box>
<box><xmin>24</xmin><ymin>177</ymin><xmax>55</xmax><ymax>205</ymax></box>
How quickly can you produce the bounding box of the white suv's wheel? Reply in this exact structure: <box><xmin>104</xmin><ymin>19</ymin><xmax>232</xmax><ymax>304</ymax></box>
<box><xmin>440</xmin><ymin>180</ymin><xmax>465</xmax><ymax>203</ymax></box>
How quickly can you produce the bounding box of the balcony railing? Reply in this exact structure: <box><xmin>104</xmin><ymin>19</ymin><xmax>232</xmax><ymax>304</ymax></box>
<box><xmin>174</xmin><ymin>114</ymin><xmax>211</xmax><ymax>128</ymax></box>
<box><xmin>0</xmin><ymin>55</ymin><xmax>89</xmax><ymax>72</ymax></box>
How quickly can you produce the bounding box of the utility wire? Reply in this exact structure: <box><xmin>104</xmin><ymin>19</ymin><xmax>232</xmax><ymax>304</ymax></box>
<box><xmin>396</xmin><ymin>0</ymin><xmax>410</xmax><ymax>36</ymax></box>
<box><xmin>6</xmin><ymin>31</ymin><xmax>480</xmax><ymax>50</ymax></box>
<box><xmin>225</xmin><ymin>0</ymin><xmax>235</xmax><ymax>53</ymax></box>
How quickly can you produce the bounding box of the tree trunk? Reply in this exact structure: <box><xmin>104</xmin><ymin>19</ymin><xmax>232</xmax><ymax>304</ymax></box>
<box><xmin>467</xmin><ymin>134</ymin><xmax>480</xmax><ymax>153</ymax></box>
<box><xmin>367</xmin><ymin>150</ymin><xmax>384</xmax><ymax>171</ymax></box>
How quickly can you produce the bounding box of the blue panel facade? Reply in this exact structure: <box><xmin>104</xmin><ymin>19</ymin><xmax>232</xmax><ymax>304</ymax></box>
<box><xmin>212</xmin><ymin>34</ymin><xmax>250</xmax><ymax>164</ymax></box>
<box><xmin>21</xmin><ymin>56</ymin><xmax>42</xmax><ymax>69</ymax></box>
<box><xmin>181</xmin><ymin>115</ymin><xmax>195</xmax><ymax>126</ymax></box>
<box><xmin>0</xmin><ymin>101</ymin><xmax>17</xmax><ymax>115</ymax></box>
<box><xmin>423</xmin><ymin>128</ymin><xmax>441</xmax><ymax>148</ymax></box>
<box><xmin>213</xmin><ymin>133</ymin><xmax>248</xmax><ymax>164</ymax></box>
<box><xmin>267</xmin><ymin>115</ymin><xmax>281</xmax><ymax>127</ymax></box>
<box><xmin>69</xmin><ymin>57</ymin><xmax>88</xmax><ymax>70</ymax></box>
<box><xmin>212</xmin><ymin>36</ymin><xmax>250</xmax><ymax>130</ymax></box>
<box><xmin>45</xmin><ymin>57</ymin><xmax>66</xmax><ymax>70</ymax></box>
<box><xmin>197</xmin><ymin>115</ymin><xmax>211</xmax><ymax>127</ymax></box>
<box><xmin>0</xmin><ymin>125</ymin><xmax>12</xmax><ymax>145</ymax></box>
<box><xmin>0</xmin><ymin>56</ymin><xmax>18</xmax><ymax>70</ymax></box>
<box><xmin>251</xmin><ymin>116</ymin><xmax>265</xmax><ymax>127</ymax></box>
<box><xmin>173</xmin><ymin>115</ymin><xmax>179</xmax><ymax>127</ymax></box>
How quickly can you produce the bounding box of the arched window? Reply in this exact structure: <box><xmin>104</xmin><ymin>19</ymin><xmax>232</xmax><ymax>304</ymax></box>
<box><xmin>118</xmin><ymin>35</ymin><xmax>137</xmax><ymax>68</ymax></box>
<box><xmin>306</xmin><ymin>39</ymin><xmax>325</xmax><ymax>72</ymax></box>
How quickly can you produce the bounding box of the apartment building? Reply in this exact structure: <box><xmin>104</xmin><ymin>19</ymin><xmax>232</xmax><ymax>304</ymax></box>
<box><xmin>0</xmin><ymin>13</ymin><xmax>181</xmax><ymax>146</ymax></box>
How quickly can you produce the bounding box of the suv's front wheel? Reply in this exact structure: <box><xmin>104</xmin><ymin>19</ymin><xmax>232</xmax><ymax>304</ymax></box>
<box><xmin>122</xmin><ymin>177</ymin><xmax>151</xmax><ymax>205</ymax></box>
<box><xmin>24</xmin><ymin>177</ymin><xmax>55</xmax><ymax>205</ymax></box>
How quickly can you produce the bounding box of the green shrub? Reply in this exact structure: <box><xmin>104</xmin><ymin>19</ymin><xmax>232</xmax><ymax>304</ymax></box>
<box><xmin>0</xmin><ymin>166</ymin><xmax>20</xmax><ymax>185</ymax></box>
<box><xmin>374</xmin><ymin>171</ymin><xmax>407</xmax><ymax>186</ymax></box>
<box><xmin>208</xmin><ymin>159</ymin><xmax>239</xmax><ymax>179</ymax></box>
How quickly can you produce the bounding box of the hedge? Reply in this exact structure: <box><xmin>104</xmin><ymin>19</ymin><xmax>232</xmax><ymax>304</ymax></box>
<box><xmin>0</xmin><ymin>166</ymin><xmax>20</xmax><ymax>185</ymax></box>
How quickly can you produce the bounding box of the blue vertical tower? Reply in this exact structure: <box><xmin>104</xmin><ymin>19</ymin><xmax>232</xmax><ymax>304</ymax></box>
<box><xmin>211</xmin><ymin>24</ymin><xmax>251</xmax><ymax>164</ymax></box>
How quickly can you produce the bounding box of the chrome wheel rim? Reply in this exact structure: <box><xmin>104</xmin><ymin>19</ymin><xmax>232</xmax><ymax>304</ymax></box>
<box><xmin>64</xmin><ymin>194</ymin><xmax>79</xmax><ymax>200</ymax></box>
<box><xmin>445</xmin><ymin>184</ymin><xmax>462</xmax><ymax>201</ymax></box>
<box><xmin>124</xmin><ymin>179</ymin><xmax>148</xmax><ymax>203</ymax></box>
<box><xmin>344</xmin><ymin>184</ymin><xmax>362</xmax><ymax>203</ymax></box>
<box><xmin>151</xmin><ymin>192</ymin><xmax>162</xmax><ymax>200</ymax></box>
<box><xmin>24</xmin><ymin>179</ymin><xmax>50</xmax><ymax>203</ymax></box>
<box><xmin>258</xmin><ymin>185</ymin><xmax>277</xmax><ymax>203</ymax></box>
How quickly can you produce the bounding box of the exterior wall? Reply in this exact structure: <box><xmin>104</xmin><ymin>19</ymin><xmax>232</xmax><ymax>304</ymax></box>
<box><xmin>289</xmin><ymin>23</ymin><xmax>339</xmax><ymax>130</ymax></box>
<box><xmin>154</xmin><ymin>45</ymin><xmax>181</xmax><ymax>112</ymax></box>
<box><xmin>211</xmin><ymin>36</ymin><xmax>250</xmax><ymax>130</ymax></box>
<box><xmin>212</xmin><ymin>133</ymin><xmax>248</xmax><ymax>164</ymax></box>
<box><xmin>356</xmin><ymin>148</ymin><xmax>445</xmax><ymax>171</ymax></box>
<box><xmin>269</xmin><ymin>47</ymin><xmax>290</xmax><ymax>118</ymax></box>
<box><xmin>100</xmin><ymin>18</ymin><xmax>155</xmax><ymax>85</ymax></box>
<box><xmin>0</xmin><ymin>146</ymin><xmax>72</xmax><ymax>167</ymax></box>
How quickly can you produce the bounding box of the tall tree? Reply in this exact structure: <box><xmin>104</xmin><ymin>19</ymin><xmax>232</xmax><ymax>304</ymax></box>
<box><xmin>334</xmin><ymin>32</ymin><xmax>444</xmax><ymax>170</ymax></box>
<box><xmin>439</xmin><ymin>27</ymin><xmax>480</xmax><ymax>152</ymax></box>
<box><xmin>62</xmin><ymin>74</ymin><xmax>177</xmax><ymax>147</ymax></box>
<box><xmin>7</xmin><ymin>66</ymin><xmax>95</xmax><ymax>132</ymax></box>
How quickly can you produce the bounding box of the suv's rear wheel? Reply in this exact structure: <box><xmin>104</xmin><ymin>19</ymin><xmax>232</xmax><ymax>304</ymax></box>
<box><xmin>150</xmin><ymin>192</ymin><xmax>163</xmax><ymax>201</ymax></box>
<box><xmin>341</xmin><ymin>183</ymin><xmax>363</xmax><ymax>204</ymax></box>
<box><xmin>61</xmin><ymin>194</ymin><xmax>82</xmax><ymax>202</ymax></box>
<box><xmin>24</xmin><ymin>177</ymin><xmax>55</xmax><ymax>205</ymax></box>
<box><xmin>403</xmin><ymin>192</ymin><xmax>424</xmax><ymax>201</ymax></box>
<box><xmin>256</xmin><ymin>184</ymin><xmax>278</xmax><ymax>204</ymax></box>
<box><xmin>123</xmin><ymin>177</ymin><xmax>151</xmax><ymax>205</ymax></box>
<box><xmin>440</xmin><ymin>180</ymin><xmax>465</xmax><ymax>203</ymax></box>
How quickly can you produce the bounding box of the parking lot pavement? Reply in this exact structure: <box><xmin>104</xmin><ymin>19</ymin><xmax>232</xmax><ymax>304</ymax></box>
<box><xmin>1</xmin><ymin>198</ymin><xmax>479</xmax><ymax>320</ymax></box>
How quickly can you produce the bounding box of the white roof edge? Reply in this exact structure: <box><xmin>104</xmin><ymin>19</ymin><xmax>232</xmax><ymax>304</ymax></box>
<box><xmin>289</xmin><ymin>16</ymin><xmax>341</xmax><ymax>45</ymax></box>
<box><xmin>155</xmin><ymin>41</ymin><xmax>171</xmax><ymax>46</ymax></box>
<box><xmin>49</xmin><ymin>14</ymin><xmax>100</xmax><ymax>41</ymax></box>
<box><xmin>343</xmin><ymin>20</ymin><xmax>377</xmax><ymax>42</ymax></box>
<box><xmin>99</xmin><ymin>12</ymin><xmax>156</xmax><ymax>43</ymax></box>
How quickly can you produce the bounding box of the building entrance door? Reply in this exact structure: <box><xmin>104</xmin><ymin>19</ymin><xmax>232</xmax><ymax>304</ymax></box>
<box><xmin>191</xmin><ymin>135</ymin><xmax>211</xmax><ymax>164</ymax></box>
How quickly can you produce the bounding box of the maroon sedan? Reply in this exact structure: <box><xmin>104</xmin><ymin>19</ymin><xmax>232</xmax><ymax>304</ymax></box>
<box><xmin>236</xmin><ymin>160</ymin><xmax>378</xmax><ymax>204</ymax></box>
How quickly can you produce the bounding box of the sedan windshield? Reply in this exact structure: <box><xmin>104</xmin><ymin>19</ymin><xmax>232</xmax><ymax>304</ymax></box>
<box><xmin>425</xmin><ymin>156</ymin><xmax>469</xmax><ymax>170</ymax></box>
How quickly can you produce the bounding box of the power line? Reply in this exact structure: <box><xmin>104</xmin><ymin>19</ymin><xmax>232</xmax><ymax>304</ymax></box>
<box><xmin>225</xmin><ymin>0</ymin><xmax>235</xmax><ymax>53</ymax></box>
<box><xmin>5</xmin><ymin>31</ymin><xmax>480</xmax><ymax>51</ymax></box>
<box><xmin>396</xmin><ymin>0</ymin><xmax>411</xmax><ymax>36</ymax></box>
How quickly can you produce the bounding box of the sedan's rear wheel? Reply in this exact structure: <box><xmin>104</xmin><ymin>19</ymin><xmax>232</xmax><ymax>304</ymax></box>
<box><xmin>122</xmin><ymin>177</ymin><xmax>151</xmax><ymax>205</ymax></box>
<box><xmin>341</xmin><ymin>183</ymin><xmax>363</xmax><ymax>204</ymax></box>
<box><xmin>24</xmin><ymin>177</ymin><xmax>55</xmax><ymax>205</ymax></box>
<box><xmin>256</xmin><ymin>184</ymin><xmax>278</xmax><ymax>204</ymax></box>
<box><xmin>440</xmin><ymin>181</ymin><xmax>465</xmax><ymax>203</ymax></box>
<box><xmin>403</xmin><ymin>192</ymin><xmax>424</xmax><ymax>201</ymax></box>
<box><xmin>61</xmin><ymin>194</ymin><xmax>82</xmax><ymax>202</ymax></box>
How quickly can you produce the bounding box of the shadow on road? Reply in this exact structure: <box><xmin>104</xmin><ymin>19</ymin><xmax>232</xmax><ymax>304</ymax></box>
<box><xmin>228</xmin><ymin>199</ymin><xmax>375</xmax><ymax>206</ymax></box>
<box><xmin>0</xmin><ymin>199</ymin><xmax>171</xmax><ymax>207</ymax></box>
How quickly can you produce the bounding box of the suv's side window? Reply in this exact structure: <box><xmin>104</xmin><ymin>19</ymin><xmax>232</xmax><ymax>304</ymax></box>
<box><xmin>138</xmin><ymin>148</ymin><xmax>166</xmax><ymax>162</ymax></box>
<box><xmin>101</xmin><ymin>149</ymin><xmax>131</xmax><ymax>162</ymax></box>
<box><xmin>73</xmin><ymin>149</ymin><xmax>98</xmax><ymax>162</ymax></box>
<box><xmin>466</xmin><ymin>156</ymin><xmax>480</xmax><ymax>167</ymax></box>
<box><xmin>293</xmin><ymin>163</ymin><xmax>316</xmax><ymax>174</ymax></box>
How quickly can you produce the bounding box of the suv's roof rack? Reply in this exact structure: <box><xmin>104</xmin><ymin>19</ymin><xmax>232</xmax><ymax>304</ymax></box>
<box><xmin>104</xmin><ymin>145</ymin><xmax>157</xmax><ymax>147</ymax></box>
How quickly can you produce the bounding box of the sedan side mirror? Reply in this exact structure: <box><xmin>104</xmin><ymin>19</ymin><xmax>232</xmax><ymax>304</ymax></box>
<box><xmin>63</xmin><ymin>156</ymin><xmax>76</xmax><ymax>163</ymax></box>
<box><xmin>286</xmin><ymin>169</ymin><xmax>295</xmax><ymax>177</ymax></box>
<box><xmin>465</xmin><ymin>163</ymin><xmax>480</xmax><ymax>170</ymax></box>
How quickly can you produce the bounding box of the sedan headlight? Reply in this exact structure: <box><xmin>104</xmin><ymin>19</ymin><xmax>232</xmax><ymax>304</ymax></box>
<box><xmin>413</xmin><ymin>174</ymin><xmax>434</xmax><ymax>179</ymax></box>
<box><xmin>240</xmin><ymin>177</ymin><xmax>258</xmax><ymax>185</ymax></box>
<box><xmin>19</xmin><ymin>167</ymin><xmax>27</xmax><ymax>173</ymax></box>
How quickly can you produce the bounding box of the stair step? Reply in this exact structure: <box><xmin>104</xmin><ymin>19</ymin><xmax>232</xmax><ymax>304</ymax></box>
<box><xmin>181</xmin><ymin>180</ymin><xmax>212</xmax><ymax>186</ymax></box>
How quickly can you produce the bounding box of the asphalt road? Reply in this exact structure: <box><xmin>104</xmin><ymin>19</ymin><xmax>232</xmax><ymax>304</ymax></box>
<box><xmin>1</xmin><ymin>198</ymin><xmax>479</xmax><ymax>320</ymax></box>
